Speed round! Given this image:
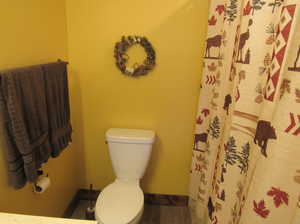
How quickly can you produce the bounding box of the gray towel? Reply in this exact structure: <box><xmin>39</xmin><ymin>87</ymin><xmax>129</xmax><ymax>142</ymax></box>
<box><xmin>42</xmin><ymin>62</ymin><xmax>72</xmax><ymax>157</ymax></box>
<box><xmin>0</xmin><ymin>65</ymin><xmax>52</xmax><ymax>189</ymax></box>
<box><xmin>0</xmin><ymin>61</ymin><xmax>72</xmax><ymax>189</ymax></box>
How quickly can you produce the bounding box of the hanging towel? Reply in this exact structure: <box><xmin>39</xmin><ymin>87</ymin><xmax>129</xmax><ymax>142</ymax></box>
<box><xmin>0</xmin><ymin>65</ymin><xmax>52</xmax><ymax>189</ymax></box>
<box><xmin>41</xmin><ymin>61</ymin><xmax>72</xmax><ymax>157</ymax></box>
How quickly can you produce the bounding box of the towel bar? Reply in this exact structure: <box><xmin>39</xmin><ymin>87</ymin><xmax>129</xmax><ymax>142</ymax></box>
<box><xmin>57</xmin><ymin>59</ymin><xmax>69</xmax><ymax>64</ymax></box>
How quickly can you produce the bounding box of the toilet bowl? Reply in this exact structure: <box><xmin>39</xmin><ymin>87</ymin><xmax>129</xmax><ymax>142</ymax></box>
<box><xmin>95</xmin><ymin>180</ymin><xmax>144</xmax><ymax>224</ymax></box>
<box><xmin>95</xmin><ymin>128</ymin><xmax>155</xmax><ymax>224</ymax></box>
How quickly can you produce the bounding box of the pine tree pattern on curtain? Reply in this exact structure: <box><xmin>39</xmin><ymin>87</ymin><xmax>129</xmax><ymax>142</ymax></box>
<box><xmin>190</xmin><ymin>0</ymin><xmax>300</xmax><ymax>223</ymax></box>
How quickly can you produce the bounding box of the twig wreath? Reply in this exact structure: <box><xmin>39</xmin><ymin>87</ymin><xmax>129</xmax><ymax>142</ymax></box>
<box><xmin>114</xmin><ymin>36</ymin><xmax>156</xmax><ymax>77</ymax></box>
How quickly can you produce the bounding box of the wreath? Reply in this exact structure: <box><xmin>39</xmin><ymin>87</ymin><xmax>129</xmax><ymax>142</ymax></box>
<box><xmin>114</xmin><ymin>36</ymin><xmax>156</xmax><ymax>77</ymax></box>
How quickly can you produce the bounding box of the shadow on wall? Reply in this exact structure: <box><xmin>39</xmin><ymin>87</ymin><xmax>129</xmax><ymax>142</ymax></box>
<box><xmin>68</xmin><ymin>68</ymin><xmax>87</xmax><ymax>188</ymax></box>
<box><xmin>138</xmin><ymin>0</ymin><xmax>209</xmax><ymax>194</ymax></box>
<box><xmin>141</xmin><ymin>136</ymin><xmax>161</xmax><ymax>190</ymax></box>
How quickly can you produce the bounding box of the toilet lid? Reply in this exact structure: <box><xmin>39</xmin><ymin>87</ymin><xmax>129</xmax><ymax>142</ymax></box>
<box><xmin>95</xmin><ymin>181</ymin><xmax>144</xmax><ymax>224</ymax></box>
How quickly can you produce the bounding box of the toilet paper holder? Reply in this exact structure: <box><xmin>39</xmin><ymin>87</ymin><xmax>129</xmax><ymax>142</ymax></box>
<box><xmin>34</xmin><ymin>173</ymin><xmax>50</xmax><ymax>193</ymax></box>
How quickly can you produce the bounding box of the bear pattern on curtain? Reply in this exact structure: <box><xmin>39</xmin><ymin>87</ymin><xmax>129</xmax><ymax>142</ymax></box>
<box><xmin>190</xmin><ymin>0</ymin><xmax>300</xmax><ymax>223</ymax></box>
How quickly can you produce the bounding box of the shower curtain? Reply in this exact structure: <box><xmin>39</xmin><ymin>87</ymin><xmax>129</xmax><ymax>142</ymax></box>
<box><xmin>190</xmin><ymin>0</ymin><xmax>300</xmax><ymax>223</ymax></box>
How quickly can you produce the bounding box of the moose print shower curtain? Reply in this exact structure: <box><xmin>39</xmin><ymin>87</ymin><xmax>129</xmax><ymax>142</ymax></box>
<box><xmin>190</xmin><ymin>0</ymin><xmax>300</xmax><ymax>223</ymax></box>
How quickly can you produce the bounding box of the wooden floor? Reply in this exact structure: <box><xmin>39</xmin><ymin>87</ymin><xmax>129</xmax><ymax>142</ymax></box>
<box><xmin>71</xmin><ymin>200</ymin><xmax>192</xmax><ymax>223</ymax></box>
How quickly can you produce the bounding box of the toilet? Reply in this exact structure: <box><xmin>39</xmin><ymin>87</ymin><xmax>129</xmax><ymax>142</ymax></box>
<box><xmin>95</xmin><ymin>128</ymin><xmax>155</xmax><ymax>224</ymax></box>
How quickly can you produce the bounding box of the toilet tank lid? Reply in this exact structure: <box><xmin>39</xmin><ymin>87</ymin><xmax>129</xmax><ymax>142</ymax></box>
<box><xmin>106</xmin><ymin>128</ymin><xmax>155</xmax><ymax>144</ymax></box>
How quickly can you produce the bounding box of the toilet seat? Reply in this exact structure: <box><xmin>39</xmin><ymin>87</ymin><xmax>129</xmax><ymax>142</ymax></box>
<box><xmin>95</xmin><ymin>180</ymin><xmax>144</xmax><ymax>224</ymax></box>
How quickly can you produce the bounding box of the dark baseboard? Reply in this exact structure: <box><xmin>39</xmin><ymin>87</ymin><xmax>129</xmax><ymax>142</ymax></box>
<box><xmin>63</xmin><ymin>188</ymin><xmax>189</xmax><ymax>218</ymax></box>
<box><xmin>144</xmin><ymin>193</ymin><xmax>188</xmax><ymax>206</ymax></box>
<box><xmin>62</xmin><ymin>190</ymin><xmax>82</xmax><ymax>218</ymax></box>
<box><xmin>76</xmin><ymin>188</ymin><xmax>101</xmax><ymax>201</ymax></box>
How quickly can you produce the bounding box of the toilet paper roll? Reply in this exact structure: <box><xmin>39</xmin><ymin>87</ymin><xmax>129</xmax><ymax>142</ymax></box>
<box><xmin>34</xmin><ymin>176</ymin><xmax>51</xmax><ymax>194</ymax></box>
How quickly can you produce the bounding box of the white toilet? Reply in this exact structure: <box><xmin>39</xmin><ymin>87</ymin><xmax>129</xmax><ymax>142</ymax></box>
<box><xmin>95</xmin><ymin>128</ymin><xmax>155</xmax><ymax>224</ymax></box>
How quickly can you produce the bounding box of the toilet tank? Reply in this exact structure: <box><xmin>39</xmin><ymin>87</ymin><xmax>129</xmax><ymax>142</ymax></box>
<box><xmin>106</xmin><ymin>128</ymin><xmax>155</xmax><ymax>181</ymax></box>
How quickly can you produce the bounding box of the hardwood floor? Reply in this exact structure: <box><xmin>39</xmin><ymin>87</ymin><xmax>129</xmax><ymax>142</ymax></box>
<box><xmin>141</xmin><ymin>205</ymin><xmax>191</xmax><ymax>224</ymax></box>
<box><xmin>71</xmin><ymin>200</ymin><xmax>192</xmax><ymax>223</ymax></box>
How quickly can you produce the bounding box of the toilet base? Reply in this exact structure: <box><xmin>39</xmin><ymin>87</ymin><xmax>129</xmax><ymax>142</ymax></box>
<box><xmin>130</xmin><ymin>206</ymin><xmax>144</xmax><ymax>224</ymax></box>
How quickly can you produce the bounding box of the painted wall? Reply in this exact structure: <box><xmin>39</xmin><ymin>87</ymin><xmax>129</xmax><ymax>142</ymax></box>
<box><xmin>0</xmin><ymin>1</ymin><xmax>82</xmax><ymax>217</ymax></box>
<box><xmin>66</xmin><ymin>0</ymin><xmax>210</xmax><ymax>195</ymax></box>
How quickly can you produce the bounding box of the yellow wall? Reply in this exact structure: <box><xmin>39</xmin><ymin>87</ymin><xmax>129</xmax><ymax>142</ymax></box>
<box><xmin>0</xmin><ymin>0</ymin><xmax>211</xmax><ymax>217</ymax></box>
<box><xmin>66</xmin><ymin>0</ymin><xmax>210</xmax><ymax>195</ymax></box>
<box><xmin>0</xmin><ymin>0</ymin><xmax>82</xmax><ymax>217</ymax></box>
